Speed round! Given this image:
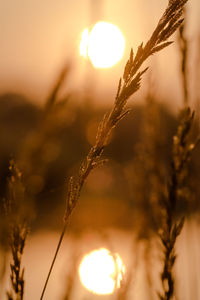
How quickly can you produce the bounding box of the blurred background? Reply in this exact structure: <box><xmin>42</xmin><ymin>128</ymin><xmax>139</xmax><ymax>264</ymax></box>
<box><xmin>0</xmin><ymin>0</ymin><xmax>200</xmax><ymax>299</ymax></box>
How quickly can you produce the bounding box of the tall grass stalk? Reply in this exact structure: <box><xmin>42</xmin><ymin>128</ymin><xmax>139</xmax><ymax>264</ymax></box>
<box><xmin>5</xmin><ymin>161</ymin><xmax>28</xmax><ymax>300</ymax></box>
<box><xmin>158</xmin><ymin>10</ymin><xmax>199</xmax><ymax>299</ymax></box>
<box><xmin>158</xmin><ymin>108</ymin><xmax>198</xmax><ymax>300</ymax></box>
<box><xmin>40</xmin><ymin>1</ymin><xmax>188</xmax><ymax>298</ymax></box>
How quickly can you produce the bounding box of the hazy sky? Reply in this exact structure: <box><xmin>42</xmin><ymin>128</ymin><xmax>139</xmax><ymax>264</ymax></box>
<box><xmin>0</xmin><ymin>0</ymin><xmax>199</xmax><ymax>107</ymax></box>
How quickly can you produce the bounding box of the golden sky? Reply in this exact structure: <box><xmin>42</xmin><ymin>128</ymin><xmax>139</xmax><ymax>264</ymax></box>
<box><xmin>0</xmin><ymin>0</ymin><xmax>199</xmax><ymax>107</ymax></box>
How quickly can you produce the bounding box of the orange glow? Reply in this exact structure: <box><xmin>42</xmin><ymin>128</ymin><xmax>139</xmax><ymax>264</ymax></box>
<box><xmin>80</xmin><ymin>28</ymin><xmax>90</xmax><ymax>58</ymax></box>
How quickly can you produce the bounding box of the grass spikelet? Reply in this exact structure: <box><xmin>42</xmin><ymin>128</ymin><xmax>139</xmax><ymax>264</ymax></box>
<box><xmin>159</xmin><ymin>107</ymin><xmax>197</xmax><ymax>300</ymax></box>
<box><xmin>5</xmin><ymin>160</ymin><xmax>28</xmax><ymax>300</ymax></box>
<box><xmin>40</xmin><ymin>1</ymin><xmax>188</xmax><ymax>298</ymax></box>
<box><xmin>7</xmin><ymin>223</ymin><xmax>28</xmax><ymax>300</ymax></box>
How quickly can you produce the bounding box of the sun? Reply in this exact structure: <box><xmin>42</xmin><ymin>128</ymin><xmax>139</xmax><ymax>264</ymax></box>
<box><xmin>80</xmin><ymin>21</ymin><xmax>125</xmax><ymax>69</ymax></box>
<box><xmin>79</xmin><ymin>248</ymin><xmax>125</xmax><ymax>295</ymax></box>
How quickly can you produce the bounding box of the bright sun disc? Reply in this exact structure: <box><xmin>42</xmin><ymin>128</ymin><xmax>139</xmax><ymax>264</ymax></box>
<box><xmin>80</xmin><ymin>21</ymin><xmax>125</xmax><ymax>69</ymax></box>
<box><xmin>79</xmin><ymin>248</ymin><xmax>125</xmax><ymax>295</ymax></box>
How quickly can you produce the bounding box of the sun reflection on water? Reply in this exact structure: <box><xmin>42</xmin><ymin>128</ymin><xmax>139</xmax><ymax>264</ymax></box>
<box><xmin>79</xmin><ymin>248</ymin><xmax>125</xmax><ymax>295</ymax></box>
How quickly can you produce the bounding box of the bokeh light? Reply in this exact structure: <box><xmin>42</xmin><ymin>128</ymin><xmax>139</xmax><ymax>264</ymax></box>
<box><xmin>79</xmin><ymin>248</ymin><xmax>125</xmax><ymax>295</ymax></box>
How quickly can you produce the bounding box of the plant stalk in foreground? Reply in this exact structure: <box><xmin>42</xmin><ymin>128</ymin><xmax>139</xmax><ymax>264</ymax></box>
<box><xmin>40</xmin><ymin>1</ymin><xmax>188</xmax><ymax>298</ymax></box>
